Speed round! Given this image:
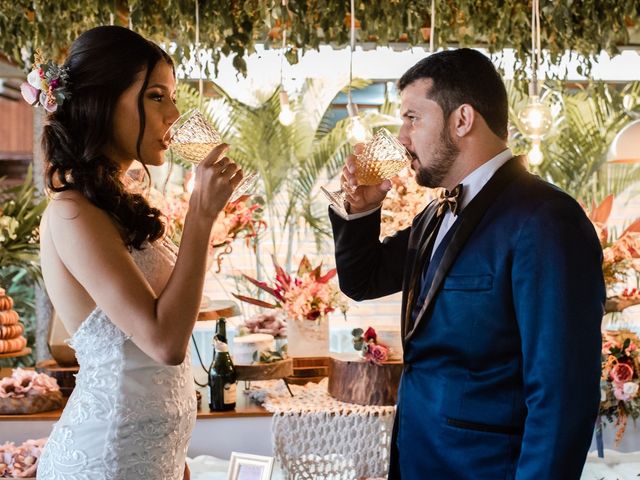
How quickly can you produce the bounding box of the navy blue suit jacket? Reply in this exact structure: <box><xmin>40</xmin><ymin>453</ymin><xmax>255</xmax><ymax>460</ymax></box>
<box><xmin>329</xmin><ymin>158</ymin><xmax>605</xmax><ymax>480</ymax></box>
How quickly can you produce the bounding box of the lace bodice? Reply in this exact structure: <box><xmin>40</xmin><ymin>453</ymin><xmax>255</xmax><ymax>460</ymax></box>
<box><xmin>38</xmin><ymin>239</ymin><xmax>197</xmax><ymax>480</ymax></box>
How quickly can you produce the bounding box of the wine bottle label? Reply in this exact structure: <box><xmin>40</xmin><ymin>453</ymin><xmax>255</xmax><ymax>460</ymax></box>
<box><xmin>223</xmin><ymin>382</ymin><xmax>236</xmax><ymax>404</ymax></box>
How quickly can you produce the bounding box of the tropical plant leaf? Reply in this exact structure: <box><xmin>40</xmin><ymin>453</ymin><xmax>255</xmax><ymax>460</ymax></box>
<box><xmin>230</xmin><ymin>293</ymin><xmax>278</xmax><ymax>309</ymax></box>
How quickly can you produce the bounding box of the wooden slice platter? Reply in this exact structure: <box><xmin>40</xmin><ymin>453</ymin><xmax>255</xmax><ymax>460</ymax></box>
<box><xmin>0</xmin><ymin>347</ymin><xmax>31</xmax><ymax>359</ymax></box>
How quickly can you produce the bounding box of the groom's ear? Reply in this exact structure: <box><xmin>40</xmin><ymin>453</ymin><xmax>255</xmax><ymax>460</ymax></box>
<box><xmin>451</xmin><ymin>104</ymin><xmax>475</xmax><ymax>138</ymax></box>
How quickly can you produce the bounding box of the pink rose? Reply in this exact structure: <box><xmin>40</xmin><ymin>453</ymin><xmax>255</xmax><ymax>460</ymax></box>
<box><xmin>368</xmin><ymin>344</ymin><xmax>389</xmax><ymax>365</ymax></box>
<box><xmin>614</xmin><ymin>382</ymin><xmax>639</xmax><ymax>401</ymax></box>
<box><xmin>20</xmin><ymin>82</ymin><xmax>39</xmax><ymax>105</ymax></box>
<box><xmin>611</xmin><ymin>363</ymin><xmax>634</xmax><ymax>384</ymax></box>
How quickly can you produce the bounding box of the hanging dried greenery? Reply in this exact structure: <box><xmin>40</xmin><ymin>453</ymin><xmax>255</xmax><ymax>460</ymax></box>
<box><xmin>0</xmin><ymin>1</ymin><xmax>638</xmax><ymax>77</ymax></box>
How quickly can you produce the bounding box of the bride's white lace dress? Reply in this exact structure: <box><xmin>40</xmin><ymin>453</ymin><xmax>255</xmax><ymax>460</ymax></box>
<box><xmin>37</xmin><ymin>239</ymin><xmax>197</xmax><ymax>480</ymax></box>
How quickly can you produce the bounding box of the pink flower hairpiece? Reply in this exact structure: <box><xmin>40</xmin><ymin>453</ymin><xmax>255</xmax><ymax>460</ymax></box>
<box><xmin>20</xmin><ymin>50</ymin><xmax>70</xmax><ymax>112</ymax></box>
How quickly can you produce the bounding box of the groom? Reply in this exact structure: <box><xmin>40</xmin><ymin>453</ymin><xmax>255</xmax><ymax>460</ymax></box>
<box><xmin>329</xmin><ymin>49</ymin><xmax>605</xmax><ymax>479</ymax></box>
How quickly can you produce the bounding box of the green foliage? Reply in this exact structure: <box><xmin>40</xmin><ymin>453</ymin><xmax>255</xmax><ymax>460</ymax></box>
<box><xmin>0</xmin><ymin>166</ymin><xmax>47</xmax><ymax>281</ymax></box>
<box><xmin>0</xmin><ymin>167</ymin><xmax>46</xmax><ymax>367</ymax></box>
<box><xmin>509</xmin><ymin>81</ymin><xmax>640</xmax><ymax>206</ymax></box>
<box><xmin>0</xmin><ymin>1</ymin><xmax>637</xmax><ymax>77</ymax></box>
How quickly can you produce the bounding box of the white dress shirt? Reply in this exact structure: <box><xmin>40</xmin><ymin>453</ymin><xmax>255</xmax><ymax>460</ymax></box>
<box><xmin>430</xmin><ymin>148</ymin><xmax>513</xmax><ymax>257</ymax></box>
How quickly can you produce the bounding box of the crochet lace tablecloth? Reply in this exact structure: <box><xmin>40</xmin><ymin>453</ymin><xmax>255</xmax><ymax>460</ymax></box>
<box><xmin>249</xmin><ymin>378</ymin><xmax>395</xmax><ymax>479</ymax></box>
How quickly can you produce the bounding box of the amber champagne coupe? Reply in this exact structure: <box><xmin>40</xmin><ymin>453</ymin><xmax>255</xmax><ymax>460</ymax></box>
<box><xmin>170</xmin><ymin>110</ymin><xmax>258</xmax><ymax>202</ymax></box>
<box><xmin>321</xmin><ymin>127</ymin><xmax>410</xmax><ymax>216</ymax></box>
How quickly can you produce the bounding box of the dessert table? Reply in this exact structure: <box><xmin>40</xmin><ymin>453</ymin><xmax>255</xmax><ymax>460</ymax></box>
<box><xmin>0</xmin><ymin>366</ymin><xmax>273</xmax><ymax>459</ymax></box>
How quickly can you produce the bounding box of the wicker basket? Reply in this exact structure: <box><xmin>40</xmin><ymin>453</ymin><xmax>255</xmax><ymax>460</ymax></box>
<box><xmin>0</xmin><ymin>391</ymin><xmax>63</xmax><ymax>414</ymax></box>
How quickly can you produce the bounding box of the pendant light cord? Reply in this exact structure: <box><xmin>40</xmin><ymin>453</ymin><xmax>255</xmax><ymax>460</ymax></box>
<box><xmin>429</xmin><ymin>0</ymin><xmax>436</xmax><ymax>53</ymax></box>
<box><xmin>280</xmin><ymin>0</ymin><xmax>287</xmax><ymax>89</ymax></box>
<box><xmin>195</xmin><ymin>0</ymin><xmax>204</xmax><ymax>107</ymax></box>
<box><xmin>348</xmin><ymin>0</ymin><xmax>355</xmax><ymax>107</ymax></box>
<box><xmin>530</xmin><ymin>0</ymin><xmax>541</xmax><ymax>96</ymax></box>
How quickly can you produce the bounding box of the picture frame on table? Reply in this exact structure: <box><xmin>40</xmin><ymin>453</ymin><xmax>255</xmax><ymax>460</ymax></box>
<box><xmin>227</xmin><ymin>452</ymin><xmax>274</xmax><ymax>480</ymax></box>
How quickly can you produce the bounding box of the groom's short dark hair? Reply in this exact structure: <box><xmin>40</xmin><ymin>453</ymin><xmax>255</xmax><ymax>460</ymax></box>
<box><xmin>398</xmin><ymin>48</ymin><xmax>508</xmax><ymax>140</ymax></box>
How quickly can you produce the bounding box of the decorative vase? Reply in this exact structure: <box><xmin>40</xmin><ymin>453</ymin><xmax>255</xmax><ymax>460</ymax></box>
<box><xmin>286</xmin><ymin>318</ymin><xmax>329</xmax><ymax>358</ymax></box>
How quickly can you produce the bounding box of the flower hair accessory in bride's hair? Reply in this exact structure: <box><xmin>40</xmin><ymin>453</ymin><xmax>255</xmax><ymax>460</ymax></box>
<box><xmin>20</xmin><ymin>49</ymin><xmax>70</xmax><ymax>112</ymax></box>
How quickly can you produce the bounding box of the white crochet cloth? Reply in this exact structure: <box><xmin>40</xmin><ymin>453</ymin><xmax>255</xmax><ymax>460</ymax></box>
<box><xmin>251</xmin><ymin>378</ymin><xmax>394</xmax><ymax>479</ymax></box>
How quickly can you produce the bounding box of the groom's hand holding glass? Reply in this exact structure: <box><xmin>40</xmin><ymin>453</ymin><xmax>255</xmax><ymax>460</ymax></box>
<box><xmin>340</xmin><ymin>143</ymin><xmax>393</xmax><ymax>214</ymax></box>
<box><xmin>329</xmin><ymin>128</ymin><xmax>410</xmax><ymax>215</ymax></box>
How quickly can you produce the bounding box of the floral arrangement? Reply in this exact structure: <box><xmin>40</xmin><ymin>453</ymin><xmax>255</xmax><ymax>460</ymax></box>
<box><xmin>0</xmin><ymin>438</ymin><xmax>47</xmax><ymax>478</ymax></box>
<box><xmin>128</xmin><ymin>171</ymin><xmax>266</xmax><ymax>271</ymax></box>
<box><xmin>0</xmin><ymin>369</ymin><xmax>59</xmax><ymax>399</ymax></box>
<box><xmin>211</xmin><ymin>195</ymin><xmax>267</xmax><ymax>247</ymax></box>
<box><xmin>587</xmin><ymin>195</ymin><xmax>640</xmax><ymax>313</ymax></box>
<box><xmin>351</xmin><ymin>327</ymin><xmax>389</xmax><ymax>365</ymax></box>
<box><xmin>233</xmin><ymin>255</ymin><xmax>347</xmax><ymax>323</ymax></box>
<box><xmin>20</xmin><ymin>50</ymin><xmax>70</xmax><ymax>112</ymax></box>
<box><xmin>380</xmin><ymin>168</ymin><xmax>435</xmax><ymax>238</ymax></box>
<box><xmin>600</xmin><ymin>329</ymin><xmax>640</xmax><ymax>443</ymax></box>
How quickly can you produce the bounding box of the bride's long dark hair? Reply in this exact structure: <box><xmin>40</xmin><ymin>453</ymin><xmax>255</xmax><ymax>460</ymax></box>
<box><xmin>43</xmin><ymin>26</ymin><xmax>172</xmax><ymax>249</ymax></box>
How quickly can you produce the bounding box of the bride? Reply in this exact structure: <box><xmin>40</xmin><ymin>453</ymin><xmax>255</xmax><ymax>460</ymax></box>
<box><xmin>35</xmin><ymin>26</ymin><xmax>242</xmax><ymax>479</ymax></box>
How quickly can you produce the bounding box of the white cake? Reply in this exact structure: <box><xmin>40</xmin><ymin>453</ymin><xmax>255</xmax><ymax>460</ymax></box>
<box><xmin>232</xmin><ymin>333</ymin><xmax>275</xmax><ymax>365</ymax></box>
<box><xmin>375</xmin><ymin>326</ymin><xmax>403</xmax><ymax>361</ymax></box>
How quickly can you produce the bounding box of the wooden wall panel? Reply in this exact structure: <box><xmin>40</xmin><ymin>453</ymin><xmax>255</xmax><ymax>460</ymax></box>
<box><xmin>0</xmin><ymin>97</ymin><xmax>33</xmax><ymax>155</ymax></box>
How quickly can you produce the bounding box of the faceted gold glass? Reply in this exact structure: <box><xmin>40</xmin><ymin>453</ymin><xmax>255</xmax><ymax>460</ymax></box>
<box><xmin>170</xmin><ymin>110</ymin><xmax>223</xmax><ymax>165</ymax></box>
<box><xmin>168</xmin><ymin>110</ymin><xmax>259</xmax><ymax>202</ymax></box>
<box><xmin>321</xmin><ymin>127</ymin><xmax>410</xmax><ymax>215</ymax></box>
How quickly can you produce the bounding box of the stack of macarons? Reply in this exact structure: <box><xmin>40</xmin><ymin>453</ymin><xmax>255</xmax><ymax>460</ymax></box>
<box><xmin>0</xmin><ymin>288</ymin><xmax>27</xmax><ymax>354</ymax></box>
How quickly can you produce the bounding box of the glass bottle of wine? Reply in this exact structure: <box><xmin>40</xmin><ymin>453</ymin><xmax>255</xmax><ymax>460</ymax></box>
<box><xmin>214</xmin><ymin>317</ymin><xmax>227</xmax><ymax>344</ymax></box>
<box><xmin>209</xmin><ymin>337</ymin><xmax>237</xmax><ymax>412</ymax></box>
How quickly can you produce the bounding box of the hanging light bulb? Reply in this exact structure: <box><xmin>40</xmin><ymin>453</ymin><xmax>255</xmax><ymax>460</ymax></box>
<box><xmin>519</xmin><ymin>95</ymin><xmax>552</xmax><ymax>140</ymax></box>
<box><xmin>278</xmin><ymin>90</ymin><xmax>295</xmax><ymax>126</ymax></box>
<box><xmin>528</xmin><ymin>140</ymin><xmax>544</xmax><ymax>166</ymax></box>
<box><xmin>346</xmin><ymin>102</ymin><xmax>370</xmax><ymax>145</ymax></box>
<box><xmin>346</xmin><ymin>116</ymin><xmax>370</xmax><ymax>145</ymax></box>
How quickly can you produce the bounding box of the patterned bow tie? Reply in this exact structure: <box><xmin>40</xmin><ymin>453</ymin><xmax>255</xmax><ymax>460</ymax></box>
<box><xmin>436</xmin><ymin>184</ymin><xmax>464</xmax><ymax>216</ymax></box>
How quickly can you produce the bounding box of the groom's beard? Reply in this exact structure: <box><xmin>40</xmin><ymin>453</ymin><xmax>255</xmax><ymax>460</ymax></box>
<box><xmin>415</xmin><ymin>127</ymin><xmax>459</xmax><ymax>189</ymax></box>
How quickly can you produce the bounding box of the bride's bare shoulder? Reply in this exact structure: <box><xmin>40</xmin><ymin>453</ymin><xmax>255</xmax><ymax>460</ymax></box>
<box><xmin>47</xmin><ymin>190</ymin><xmax>110</xmax><ymax>224</ymax></box>
<box><xmin>45</xmin><ymin>191</ymin><xmax>122</xmax><ymax>245</ymax></box>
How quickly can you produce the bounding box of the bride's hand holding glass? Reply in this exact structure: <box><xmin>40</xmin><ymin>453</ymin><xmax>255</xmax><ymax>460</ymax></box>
<box><xmin>189</xmin><ymin>143</ymin><xmax>243</xmax><ymax>218</ymax></box>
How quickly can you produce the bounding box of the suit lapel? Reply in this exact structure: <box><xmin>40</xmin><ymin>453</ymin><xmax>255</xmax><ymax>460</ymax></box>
<box><xmin>401</xmin><ymin>200</ymin><xmax>439</xmax><ymax>341</ymax></box>
<box><xmin>405</xmin><ymin>157</ymin><xmax>528</xmax><ymax>342</ymax></box>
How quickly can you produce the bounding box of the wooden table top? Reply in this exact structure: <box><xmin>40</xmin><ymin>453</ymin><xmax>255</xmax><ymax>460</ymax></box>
<box><xmin>0</xmin><ymin>368</ymin><xmax>270</xmax><ymax>421</ymax></box>
<box><xmin>0</xmin><ymin>394</ymin><xmax>270</xmax><ymax>421</ymax></box>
